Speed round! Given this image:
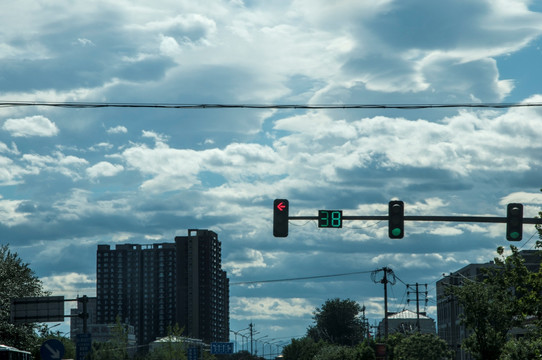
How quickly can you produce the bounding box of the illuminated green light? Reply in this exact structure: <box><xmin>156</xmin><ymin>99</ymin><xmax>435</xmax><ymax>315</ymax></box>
<box><xmin>391</xmin><ymin>228</ymin><xmax>402</xmax><ymax>237</ymax></box>
<box><xmin>509</xmin><ymin>231</ymin><xmax>520</xmax><ymax>240</ymax></box>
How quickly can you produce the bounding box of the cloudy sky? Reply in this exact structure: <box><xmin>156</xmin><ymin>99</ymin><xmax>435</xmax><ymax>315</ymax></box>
<box><xmin>2</xmin><ymin>0</ymin><xmax>542</xmax><ymax>349</ymax></box>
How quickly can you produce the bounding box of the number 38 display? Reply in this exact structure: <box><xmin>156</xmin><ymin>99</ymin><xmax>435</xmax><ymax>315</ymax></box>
<box><xmin>318</xmin><ymin>210</ymin><xmax>343</xmax><ymax>228</ymax></box>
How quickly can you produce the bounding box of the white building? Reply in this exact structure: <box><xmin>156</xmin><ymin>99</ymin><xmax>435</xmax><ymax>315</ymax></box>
<box><xmin>377</xmin><ymin>309</ymin><xmax>436</xmax><ymax>336</ymax></box>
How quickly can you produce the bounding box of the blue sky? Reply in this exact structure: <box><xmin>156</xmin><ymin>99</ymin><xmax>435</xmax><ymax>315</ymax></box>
<box><xmin>2</xmin><ymin>0</ymin><xmax>542</xmax><ymax>347</ymax></box>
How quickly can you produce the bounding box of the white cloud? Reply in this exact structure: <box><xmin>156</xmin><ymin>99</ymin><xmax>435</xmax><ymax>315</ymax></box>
<box><xmin>0</xmin><ymin>198</ymin><xmax>29</xmax><ymax>226</ymax></box>
<box><xmin>224</xmin><ymin>248</ymin><xmax>267</xmax><ymax>276</ymax></box>
<box><xmin>2</xmin><ymin>0</ymin><xmax>542</xmax><ymax>343</ymax></box>
<box><xmin>86</xmin><ymin>161</ymin><xmax>124</xmax><ymax>179</ymax></box>
<box><xmin>2</xmin><ymin>115</ymin><xmax>59</xmax><ymax>137</ymax></box>
<box><xmin>500</xmin><ymin>191</ymin><xmax>542</xmax><ymax>205</ymax></box>
<box><xmin>107</xmin><ymin>126</ymin><xmax>128</xmax><ymax>134</ymax></box>
<box><xmin>22</xmin><ymin>152</ymin><xmax>88</xmax><ymax>180</ymax></box>
<box><xmin>230</xmin><ymin>297</ymin><xmax>314</xmax><ymax>320</ymax></box>
<box><xmin>40</xmin><ymin>272</ymin><xmax>96</xmax><ymax>297</ymax></box>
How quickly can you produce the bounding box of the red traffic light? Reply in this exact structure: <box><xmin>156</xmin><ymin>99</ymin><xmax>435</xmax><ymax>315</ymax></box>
<box><xmin>273</xmin><ymin>199</ymin><xmax>289</xmax><ymax>237</ymax></box>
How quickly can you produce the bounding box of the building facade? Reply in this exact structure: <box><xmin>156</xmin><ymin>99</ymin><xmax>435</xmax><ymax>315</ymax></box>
<box><xmin>377</xmin><ymin>309</ymin><xmax>436</xmax><ymax>337</ymax></box>
<box><xmin>175</xmin><ymin>229</ymin><xmax>229</xmax><ymax>343</ymax></box>
<box><xmin>96</xmin><ymin>229</ymin><xmax>229</xmax><ymax>347</ymax></box>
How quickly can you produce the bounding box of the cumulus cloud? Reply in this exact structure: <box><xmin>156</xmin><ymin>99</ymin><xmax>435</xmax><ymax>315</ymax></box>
<box><xmin>0</xmin><ymin>198</ymin><xmax>30</xmax><ymax>226</ymax></box>
<box><xmin>107</xmin><ymin>126</ymin><xmax>127</xmax><ymax>134</ymax></box>
<box><xmin>224</xmin><ymin>248</ymin><xmax>267</xmax><ymax>276</ymax></box>
<box><xmin>2</xmin><ymin>0</ymin><xmax>542</xmax><ymax>342</ymax></box>
<box><xmin>22</xmin><ymin>152</ymin><xmax>88</xmax><ymax>180</ymax></box>
<box><xmin>86</xmin><ymin>161</ymin><xmax>124</xmax><ymax>179</ymax></box>
<box><xmin>2</xmin><ymin>115</ymin><xmax>59</xmax><ymax>137</ymax></box>
<box><xmin>40</xmin><ymin>272</ymin><xmax>96</xmax><ymax>296</ymax></box>
<box><xmin>230</xmin><ymin>297</ymin><xmax>314</xmax><ymax>320</ymax></box>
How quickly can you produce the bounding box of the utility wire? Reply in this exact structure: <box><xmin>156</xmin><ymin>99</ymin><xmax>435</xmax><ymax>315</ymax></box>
<box><xmin>1</xmin><ymin>101</ymin><xmax>542</xmax><ymax>110</ymax></box>
<box><xmin>230</xmin><ymin>270</ymin><xmax>374</xmax><ymax>286</ymax></box>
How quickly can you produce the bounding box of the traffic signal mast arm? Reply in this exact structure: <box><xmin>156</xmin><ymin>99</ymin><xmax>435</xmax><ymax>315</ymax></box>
<box><xmin>288</xmin><ymin>215</ymin><xmax>542</xmax><ymax>224</ymax></box>
<box><xmin>274</xmin><ymin>199</ymin><xmax>542</xmax><ymax>240</ymax></box>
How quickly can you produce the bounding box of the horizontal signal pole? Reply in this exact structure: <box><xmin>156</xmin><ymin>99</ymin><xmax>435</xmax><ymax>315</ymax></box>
<box><xmin>274</xmin><ymin>199</ymin><xmax>541</xmax><ymax>240</ymax></box>
<box><xmin>289</xmin><ymin>215</ymin><xmax>542</xmax><ymax>224</ymax></box>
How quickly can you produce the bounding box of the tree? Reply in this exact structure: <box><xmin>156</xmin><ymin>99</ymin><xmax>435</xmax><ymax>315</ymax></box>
<box><xmin>282</xmin><ymin>337</ymin><xmax>325</xmax><ymax>360</ymax></box>
<box><xmin>500</xmin><ymin>336</ymin><xmax>542</xmax><ymax>360</ymax></box>
<box><xmin>354</xmin><ymin>341</ymin><xmax>376</xmax><ymax>360</ymax></box>
<box><xmin>448</xmin><ymin>245</ymin><xmax>542</xmax><ymax>360</ymax></box>
<box><xmin>0</xmin><ymin>244</ymin><xmax>49</xmax><ymax>351</ymax></box>
<box><xmin>313</xmin><ymin>345</ymin><xmax>357</xmax><ymax>360</ymax></box>
<box><xmin>89</xmin><ymin>316</ymin><xmax>129</xmax><ymax>360</ymax></box>
<box><xmin>308</xmin><ymin>298</ymin><xmax>366</xmax><ymax>346</ymax></box>
<box><xmin>394</xmin><ymin>333</ymin><xmax>453</xmax><ymax>360</ymax></box>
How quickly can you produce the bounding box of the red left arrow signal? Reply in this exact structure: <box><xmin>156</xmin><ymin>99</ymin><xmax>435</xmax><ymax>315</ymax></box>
<box><xmin>273</xmin><ymin>199</ymin><xmax>289</xmax><ymax>237</ymax></box>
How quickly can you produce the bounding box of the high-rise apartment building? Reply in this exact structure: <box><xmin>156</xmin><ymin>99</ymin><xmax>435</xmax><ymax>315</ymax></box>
<box><xmin>96</xmin><ymin>229</ymin><xmax>229</xmax><ymax>347</ymax></box>
<box><xmin>175</xmin><ymin>229</ymin><xmax>229</xmax><ymax>343</ymax></box>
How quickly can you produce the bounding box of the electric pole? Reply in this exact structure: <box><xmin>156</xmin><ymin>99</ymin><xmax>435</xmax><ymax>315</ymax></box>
<box><xmin>407</xmin><ymin>283</ymin><xmax>428</xmax><ymax>332</ymax></box>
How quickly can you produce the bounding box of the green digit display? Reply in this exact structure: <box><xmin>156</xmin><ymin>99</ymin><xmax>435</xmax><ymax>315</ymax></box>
<box><xmin>318</xmin><ymin>210</ymin><xmax>342</xmax><ymax>228</ymax></box>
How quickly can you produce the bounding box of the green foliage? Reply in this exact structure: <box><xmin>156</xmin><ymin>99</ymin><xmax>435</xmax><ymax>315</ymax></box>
<box><xmin>88</xmin><ymin>316</ymin><xmax>130</xmax><ymax>360</ymax></box>
<box><xmin>499</xmin><ymin>336</ymin><xmax>542</xmax><ymax>360</ymax></box>
<box><xmin>313</xmin><ymin>344</ymin><xmax>357</xmax><ymax>360</ymax></box>
<box><xmin>448</xmin><ymin>245</ymin><xmax>542</xmax><ymax>360</ymax></box>
<box><xmin>0</xmin><ymin>244</ymin><xmax>49</xmax><ymax>351</ymax></box>
<box><xmin>312</xmin><ymin>342</ymin><xmax>376</xmax><ymax>360</ymax></box>
<box><xmin>354</xmin><ymin>342</ymin><xmax>376</xmax><ymax>360</ymax></box>
<box><xmin>282</xmin><ymin>337</ymin><xmax>325</xmax><ymax>360</ymax></box>
<box><xmin>451</xmin><ymin>279</ymin><xmax>515</xmax><ymax>360</ymax></box>
<box><xmin>309</xmin><ymin>298</ymin><xmax>366</xmax><ymax>346</ymax></box>
<box><xmin>394</xmin><ymin>333</ymin><xmax>453</xmax><ymax>360</ymax></box>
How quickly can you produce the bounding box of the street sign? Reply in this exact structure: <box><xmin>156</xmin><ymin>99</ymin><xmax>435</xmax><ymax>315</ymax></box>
<box><xmin>211</xmin><ymin>342</ymin><xmax>234</xmax><ymax>354</ymax></box>
<box><xmin>76</xmin><ymin>334</ymin><xmax>92</xmax><ymax>360</ymax></box>
<box><xmin>41</xmin><ymin>339</ymin><xmax>65</xmax><ymax>360</ymax></box>
<box><xmin>11</xmin><ymin>296</ymin><xmax>64</xmax><ymax>324</ymax></box>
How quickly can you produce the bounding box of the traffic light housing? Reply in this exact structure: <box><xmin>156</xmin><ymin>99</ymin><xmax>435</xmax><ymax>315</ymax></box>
<box><xmin>273</xmin><ymin>199</ymin><xmax>289</xmax><ymax>237</ymax></box>
<box><xmin>506</xmin><ymin>203</ymin><xmax>523</xmax><ymax>241</ymax></box>
<box><xmin>388</xmin><ymin>201</ymin><xmax>404</xmax><ymax>239</ymax></box>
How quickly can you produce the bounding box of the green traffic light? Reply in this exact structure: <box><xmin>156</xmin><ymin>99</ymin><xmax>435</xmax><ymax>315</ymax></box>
<box><xmin>509</xmin><ymin>231</ymin><xmax>520</xmax><ymax>240</ymax></box>
<box><xmin>391</xmin><ymin>228</ymin><xmax>402</xmax><ymax>237</ymax></box>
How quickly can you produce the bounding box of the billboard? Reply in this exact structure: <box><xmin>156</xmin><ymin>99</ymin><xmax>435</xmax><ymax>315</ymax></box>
<box><xmin>11</xmin><ymin>296</ymin><xmax>65</xmax><ymax>323</ymax></box>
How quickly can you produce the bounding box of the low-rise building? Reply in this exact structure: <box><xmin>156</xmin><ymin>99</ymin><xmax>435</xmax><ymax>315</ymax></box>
<box><xmin>377</xmin><ymin>309</ymin><xmax>436</xmax><ymax>337</ymax></box>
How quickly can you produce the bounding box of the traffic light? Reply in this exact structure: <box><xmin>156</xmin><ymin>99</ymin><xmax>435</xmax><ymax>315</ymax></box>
<box><xmin>506</xmin><ymin>203</ymin><xmax>523</xmax><ymax>241</ymax></box>
<box><xmin>388</xmin><ymin>200</ymin><xmax>404</xmax><ymax>239</ymax></box>
<box><xmin>273</xmin><ymin>199</ymin><xmax>289</xmax><ymax>237</ymax></box>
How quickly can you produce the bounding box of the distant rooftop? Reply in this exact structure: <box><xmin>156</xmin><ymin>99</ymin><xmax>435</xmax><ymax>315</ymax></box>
<box><xmin>388</xmin><ymin>309</ymin><xmax>430</xmax><ymax>320</ymax></box>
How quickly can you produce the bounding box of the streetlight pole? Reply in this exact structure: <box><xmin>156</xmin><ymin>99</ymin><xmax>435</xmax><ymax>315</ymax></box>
<box><xmin>255</xmin><ymin>335</ymin><xmax>268</xmax><ymax>356</ymax></box>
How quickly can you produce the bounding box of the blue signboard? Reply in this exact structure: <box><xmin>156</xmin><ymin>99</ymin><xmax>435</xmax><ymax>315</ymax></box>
<box><xmin>76</xmin><ymin>334</ymin><xmax>92</xmax><ymax>360</ymax></box>
<box><xmin>40</xmin><ymin>339</ymin><xmax>65</xmax><ymax>360</ymax></box>
<box><xmin>211</xmin><ymin>342</ymin><xmax>234</xmax><ymax>354</ymax></box>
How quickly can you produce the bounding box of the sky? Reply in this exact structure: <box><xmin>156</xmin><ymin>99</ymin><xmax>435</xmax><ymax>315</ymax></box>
<box><xmin>2</xmin><ymin>0</ymin><xmax>542</xmax><ymax>351</ymax></box>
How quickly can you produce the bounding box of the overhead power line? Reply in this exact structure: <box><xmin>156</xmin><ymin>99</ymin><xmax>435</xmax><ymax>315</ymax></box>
<box><xmin>230</xmin><ymin>270</ymin><xmax>374</xmax><ymax>286</ymax></box>
<box><xmin>1</xmin><ymin>101</ymin><xmax>542</xmax><ymax>110</ymax></box>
